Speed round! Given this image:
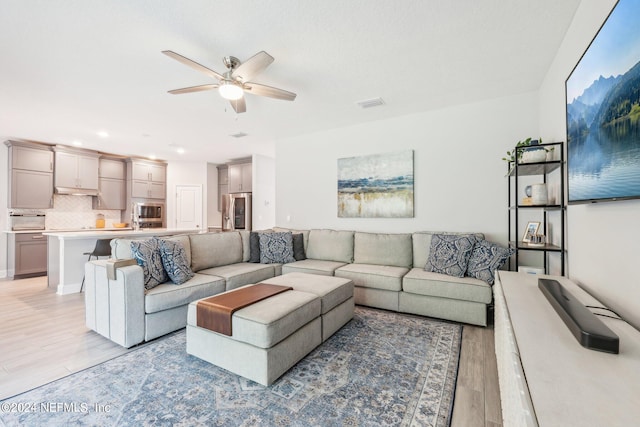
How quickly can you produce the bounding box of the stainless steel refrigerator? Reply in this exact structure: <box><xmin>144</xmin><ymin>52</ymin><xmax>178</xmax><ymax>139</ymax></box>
<box><xmin>221</xmin><ymin>192</ymin><xmax>252</xmax><ymax>231</ymax></box>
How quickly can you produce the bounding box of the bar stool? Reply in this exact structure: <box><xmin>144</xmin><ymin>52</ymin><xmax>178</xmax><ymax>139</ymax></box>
<box><xmin>81</xmin><ymin>238</ymin><xmax>113</xmax><ymax>292</ymax></box>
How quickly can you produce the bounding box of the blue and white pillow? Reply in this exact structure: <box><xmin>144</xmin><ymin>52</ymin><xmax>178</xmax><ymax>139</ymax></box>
<box><xmin>466</xmin><ymin>239</ymin><xmax>515</xmax><ymax>285</ymax></box>
<box><xmin>425</xmin><ymin>234</ymin><xmax>477</xmax><ymax>278</ymax></box>
<box><xmin>159</xmin><ymin>239</ymin><xmax>194</xmax><ymax>285</ymax></box>
<box><xmin>259</xmin><ymin>232</ymin><xmax>296</xmax><ymax>264</ymax></box>
<box><xmin>131</xmin><ymin>237</ymin><xmax>169</xmax><ymax>290</ymax></box>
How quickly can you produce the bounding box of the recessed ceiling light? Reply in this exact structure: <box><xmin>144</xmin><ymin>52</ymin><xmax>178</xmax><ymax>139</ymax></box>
<box><xmin>72</xmin><ymin>140</ymin><xmax>82</xmax><ymax>146</ymax></box>
<box><xmin>149</xmin><ymin>154</ymin><xmax>156</xmax><ymax>160</ymax></box>
<box><xmin>176</xmin><ymin>148</ymin><xmax>185</xmax><ymax>154</ymax></box>
<box><xmin>97</xmin><ymin>131</ymin><xmax>109</xmax><ymax>138</ymax></box>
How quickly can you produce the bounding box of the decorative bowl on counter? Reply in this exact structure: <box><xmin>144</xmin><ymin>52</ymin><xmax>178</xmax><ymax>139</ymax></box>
<box><xmin>113</xmin><ymin>223</ymin><xmax>129</xmax><ymax>228</ymax></box>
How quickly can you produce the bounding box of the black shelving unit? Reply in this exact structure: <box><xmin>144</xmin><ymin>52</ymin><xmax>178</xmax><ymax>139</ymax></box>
<box><xmin>507</xmin><ymin>141</ymin><xmax>566</xmax><ymax>275</ymax></box>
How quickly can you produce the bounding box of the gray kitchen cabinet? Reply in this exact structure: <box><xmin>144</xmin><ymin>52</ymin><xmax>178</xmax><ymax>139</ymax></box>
<box><xmin>93</xmin><ymin>158</ymin><xmax>126</xmax><ymax>209</ymax></box>
<box><xmin>99</xmin><ymin>157</ymin><xmax>126</xmax><ymax>179</ymax></box>
<box><xmin>94</xmin><ymin>177</ymin><xmax>126</xmax><ymax>209</ymax></box>
<box><xmin>128</xmin><ymin>159</ymin><xmax>167</xmax><ymax>199</ymax></box>
<box><xmin>11</xmin><ymin>145</ymin><xmax>53</xmax><ymax>172</ymax></box>
<box><xmin>5</xmin><ymin>140</ymin><xmax>54</xmax><ymax>208</ymax></box>
<box><xmin>8</xmin><ymin>232</ymin><xmax>48</xmax><ymax>279</ymax></box>
<box><xmin>228</xmin><ymin>162</ymin><xmax>252</xmax><ymax>193</ymax></box>
<box><xmin>217</xmin><ymin>165</ymin><xmax>228</xmax><ymax>211</ymax></box>
<box><xmin>54</xmin><ymin>149</ymin><xmax>99</xmax><ymax>190</ymax></box>
<box><xmin>130</xmin><ymin>160</ymin><xmax>166</xmax><ymax>182</ymax></box>
<box><xmin>11</xmin><ymin>169</ymin><xmax>54</xmax><ymax>208</ymax></box>
<box><xmin>131</xmin><ymin>180</ymin><xmax>165</xmax><ymax>199</ymax></box>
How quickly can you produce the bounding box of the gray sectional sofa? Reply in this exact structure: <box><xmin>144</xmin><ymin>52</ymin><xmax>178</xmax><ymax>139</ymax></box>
<box><xmin>85</xmin><ymin>227</ymin><xmax>496</xmax><ymax>348</ymax></box>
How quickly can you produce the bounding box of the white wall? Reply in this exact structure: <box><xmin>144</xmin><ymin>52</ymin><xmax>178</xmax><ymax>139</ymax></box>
<box><xmin>275</xmin><ymin>91</ymin><xmax>539</xmax><ymax>243</ymax></box>
<box><xmin>252</xmin><ymin>154</ymin><xmax>276</xmax><ymax>230</ymax></box>
<box><xmin>539</xmin><ymin>0</ymin><xmax>640</xmax><ymax>329</ymax></box>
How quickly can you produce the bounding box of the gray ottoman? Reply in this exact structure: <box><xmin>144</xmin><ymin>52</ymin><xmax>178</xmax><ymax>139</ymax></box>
<box><xmin>186</xmin><ymin>274</ymin><xmax>354</xmax><ymax>386</ymax></box>
<box><xmin>187</xmin><ymin>287</ymin><xmax>321</xmax><ymax>386</ymax></box>
<box><xmin>260</xmin><ymin>272</ymin><xmax>355</xmax><ymax>341</ymax></box>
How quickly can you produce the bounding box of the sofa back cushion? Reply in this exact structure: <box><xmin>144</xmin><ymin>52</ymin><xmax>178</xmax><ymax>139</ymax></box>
<box><xmin>111</xmin><ymin>238</ymin><xmax>143</xmax><ymax>259</ymax></box>
<box><xmin>306</xmin><ymin>229</ymin><xmax>354</xmax><ymax>263</ymax></box>
<box><xmin>189</xmin><ymin>232</ymin><xmax>243</xmax><ymax>271</ymax></box>
<box><xmin>413</xmin><ymin>231</ymin><xmax>485</xmax><ymax>268</ymax></box>
<box><xmin>354</xmin><ymin>232</ymin><xmax>412</xmax><ymax>268</ymax></box>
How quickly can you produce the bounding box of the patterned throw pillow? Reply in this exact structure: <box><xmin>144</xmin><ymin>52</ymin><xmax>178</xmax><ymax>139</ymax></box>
<box><xmin>158</xmin><ymin>239</ymin><xmax>194</xmax><ymax>285</ymax></box>
<box><xmin>424</xmin><ymin>234</ymin><xmax>477</xmax><ymax>278</ymax></box>
<box><xmin>466</xmin><ymin>239</ymin><xmax>515</xmax><ymax>285</ymax></box>
<box><xmin>130</xmin><ymin>237</ymin><xmax>169</xmax><ymax>290</ymax></box>
<box><xmin>259</xmin><ymin>232</ymin><xmax>296</xmax><ymax>264</ymax></box>
<box><xmin>292</xmin><ymin>233</ymin><xmax>306</xmax><ymax>261</ymax></box>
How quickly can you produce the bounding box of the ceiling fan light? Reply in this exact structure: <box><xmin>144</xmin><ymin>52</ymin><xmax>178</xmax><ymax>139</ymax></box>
<box><xmin>218</xmin><ymin>81</ymin><xmax>243</xmax><ymax>100</ymax></box>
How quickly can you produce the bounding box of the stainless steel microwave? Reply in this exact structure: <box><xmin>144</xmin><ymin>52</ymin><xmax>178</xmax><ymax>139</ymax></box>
<box><xmin>134</xmin><ymin>202</ymin><xmax>163</xmax><ymax>225</ymax></box>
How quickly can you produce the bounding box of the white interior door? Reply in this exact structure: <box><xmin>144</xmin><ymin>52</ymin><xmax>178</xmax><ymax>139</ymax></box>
<box><xmin>176</xmin><ymin>184</ymin><xmax>203</xmax><ymax>231</ymax></box>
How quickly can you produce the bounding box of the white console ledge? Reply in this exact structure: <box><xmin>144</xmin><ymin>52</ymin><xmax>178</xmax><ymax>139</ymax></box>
<box><xmin>494</xmin><ymin>271</ymin><xmax>640</xmax><ymax>427</ymax></box>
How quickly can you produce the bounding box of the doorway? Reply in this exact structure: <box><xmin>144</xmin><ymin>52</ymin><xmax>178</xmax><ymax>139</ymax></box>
<box><xmin>176</xmin><ymin>184</ymin><xmax>203</xmax><ymax>231</ymax></box>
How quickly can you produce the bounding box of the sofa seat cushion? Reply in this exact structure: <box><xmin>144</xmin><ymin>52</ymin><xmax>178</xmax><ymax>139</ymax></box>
<box><xmin>145</xmin><ymin>273</ymin><xmax>226</xmax><ymax>314</ymax></box>
<box><xmin>261</xmin><ymin>272</ymin><xmax>354</xmax><ymax>315</ymax></box>
<box><xmin>402</xmin><ymin>268</ymin><xmax>491</xmax><ymax>304</ymax></box>
<box><xmin>335</xmin><ymin>263</ymin><xmax>409</xmax><ymax>292</ymax></box>
<box><xmin>198</xmin><ymin>262</ymin><xmax>276</xmax><ymax>291</ymax></box>
<box><xmin>188</xmin><ymin>288</ymin><xmax>321</xmax><ymax>349</ymax></box>
<box><xmin>281</xmin><ymin>259</ymin><xmax>347</xmax><ymax>276</ymax></box>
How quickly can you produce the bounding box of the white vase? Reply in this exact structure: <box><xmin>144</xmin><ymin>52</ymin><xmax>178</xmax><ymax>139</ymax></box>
<box><xmin>531</xmin><ymin>183</ymin><xmax>548</xmax><ymax>205</ymax></box>
<box><xmin>521</xmin><ymin>147</ymin><xmax>547</xmax><ymax>163</ymax></box>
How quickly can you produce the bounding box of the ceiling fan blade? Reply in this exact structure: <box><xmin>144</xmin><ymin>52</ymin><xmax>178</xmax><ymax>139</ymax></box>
<box><xmin>244</xmin><ymin>82</ymin><xmax>296</xmax><ymax>101</ymax></box>
<box><xmin>162</xmin><ymin>50</ymin><xmax>224</xmax><ymax>80</ymax></box>
<box><xmin>231</xmin><ymin>51</ymin><xmax>274</xmax><ymax>83</ymax></box>
<box><xmin>230</xmin><ymin>97</ymin><xmax>246</xmax><ymax>114</ymax></box>
<box><xmin>168</xmin><ymin>84</ymin><xmax>218</xmax><ymax>95</ymax></box>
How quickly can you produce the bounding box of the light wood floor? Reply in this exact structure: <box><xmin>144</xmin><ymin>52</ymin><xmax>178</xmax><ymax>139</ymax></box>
<box><xmin>0</xmin><ymin>276</ymin><xmax>502</xmax><ymax>426</ymax></box>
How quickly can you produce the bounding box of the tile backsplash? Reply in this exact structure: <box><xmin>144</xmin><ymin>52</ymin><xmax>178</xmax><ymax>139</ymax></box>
<box><xmin>11</xmin><ymin>195</ymin><xmax>122</xmax><ymax>229</ymax></box>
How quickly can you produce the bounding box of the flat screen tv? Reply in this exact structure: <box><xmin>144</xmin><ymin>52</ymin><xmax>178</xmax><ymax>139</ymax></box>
<box><xmin>566</xmin><ymin>0</ymin><xmax>640</xmax><ymax>204</ymax></box>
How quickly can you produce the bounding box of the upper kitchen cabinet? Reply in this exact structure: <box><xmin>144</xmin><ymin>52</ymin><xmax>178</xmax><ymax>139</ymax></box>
<box><xmin>53</xmin><ymin>146</ymin><xmax>99</xmax><ymax>194</ymax></box>
<box><xmin>127</xmin><ymin>159</ymin><xmax>167</xmax><ymax>199</ymax></box>
<box><xmin>5</xmin><ymin>140</ymin><xmax>54</xmax><ymax>208</ymax></box>
<box><xmin>93</xmin><ymin>157</ymin><xmax>126</xmax><ymax>210</ymax></box>
<box><xmin>228</xmin><ymin>162</ymin><xmax>252</xmax><ymax>193</ymax></box>
<box><xmin>99</xmin><ymin>157</ymin><xmax>126</xmax><ymax>180</ymax></box>
<box><xmin>130</xmin><ymin>160</ymin><xmax>166</xmax><ymax>183</ymax></box>
<box><xmin>217</xmin><ymin>165</ymin><xmax>228</xmax><ymax>211</ymax></box>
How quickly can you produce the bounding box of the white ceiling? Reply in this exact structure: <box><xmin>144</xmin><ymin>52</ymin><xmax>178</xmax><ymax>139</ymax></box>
<box><xmin>0</xmin><ymin>0</ymin><xmax>581</xmax><ymax>163</ymax></box>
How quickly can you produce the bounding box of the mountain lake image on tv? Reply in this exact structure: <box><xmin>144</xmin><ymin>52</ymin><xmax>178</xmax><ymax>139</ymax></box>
<box><xmin>566</xmin><ymin>0</ymin><xmax>640</xmax><ymax>203</ymax></box>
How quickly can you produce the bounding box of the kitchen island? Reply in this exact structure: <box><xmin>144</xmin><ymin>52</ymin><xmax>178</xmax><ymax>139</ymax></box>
<box><xmin>45</xmin><ymin>228</ymin><xmax>199</xmax><ymax>294</ymax></box>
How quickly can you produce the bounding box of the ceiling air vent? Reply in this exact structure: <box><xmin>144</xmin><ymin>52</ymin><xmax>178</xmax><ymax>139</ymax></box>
<box><xmin>230</xmin><ymin>132</ymin><xmax>248</xmax><ymax>138</ymax></box>
<box><xmin>356</xmin><ymin>97</ymin><xmax>385</xmax><ymax>109</ymax></box>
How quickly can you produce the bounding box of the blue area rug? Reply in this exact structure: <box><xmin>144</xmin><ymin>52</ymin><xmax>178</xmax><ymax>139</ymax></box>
<box><xmin>0</xmin><ymin>307</ymin><xmax>462</xmax><ymax>426</ymax></box>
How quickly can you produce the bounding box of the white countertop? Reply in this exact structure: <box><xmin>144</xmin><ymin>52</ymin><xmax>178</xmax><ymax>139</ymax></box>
<box><xmin>42</xmin><ymin>228</ymin><xmax>200</xmax><ymax>240</ymax></box>
<box><xmin>4</xmin><ymin>227</ymin><xmax>132</xmax><ymax>234</ymax></box>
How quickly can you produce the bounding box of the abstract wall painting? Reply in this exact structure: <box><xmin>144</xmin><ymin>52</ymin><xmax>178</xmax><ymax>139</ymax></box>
<box><xmin>337</xmin><ymin>150</ymin><xmax>414</xmax><ymax>218</ymax></box>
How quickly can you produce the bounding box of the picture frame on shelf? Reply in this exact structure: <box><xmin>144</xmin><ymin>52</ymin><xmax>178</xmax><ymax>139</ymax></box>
<box><xmin>522</xmin><ymin>221</ymin><xmax>540</xmax><ymax>243</ymax></box>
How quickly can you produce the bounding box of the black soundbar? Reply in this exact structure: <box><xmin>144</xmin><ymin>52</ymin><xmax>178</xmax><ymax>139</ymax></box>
<box><xmin>538</xmin><ymin>279</ymin><xmax>619</xmax><ymax>354</ymax></box>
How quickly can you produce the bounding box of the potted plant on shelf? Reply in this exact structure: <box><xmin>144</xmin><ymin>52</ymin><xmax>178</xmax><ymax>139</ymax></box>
<box><xmin>502</xmin><ymin>137</ymin><xmax>554</xmax><ymax>175</ymax></box>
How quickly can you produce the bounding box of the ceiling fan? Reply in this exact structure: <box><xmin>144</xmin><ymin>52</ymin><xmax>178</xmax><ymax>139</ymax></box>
<box><xmin>162</xmin><ymin>50</ymin><xmax>296</xmax><ymax>113</ymax></box>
